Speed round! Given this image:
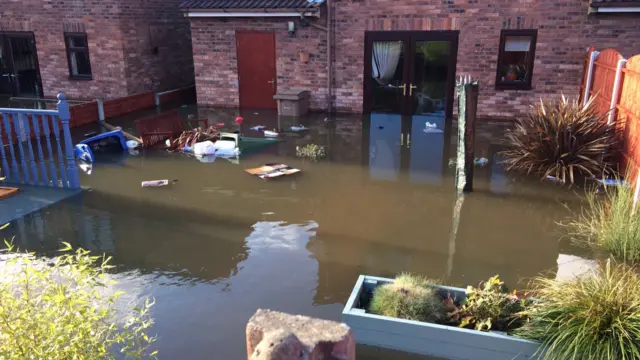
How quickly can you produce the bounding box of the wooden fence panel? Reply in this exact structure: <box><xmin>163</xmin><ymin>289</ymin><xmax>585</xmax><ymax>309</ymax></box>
<box><xmin>589</xmin><ymin>49</ymin><xmax>624</xmax><ymax>119</ymax></box>
<box><xmin>69</xmin><ymin>101</ymin><xmax>98</xmax><ymax>128</ymax></box>
<box><xmin>103</xmin><ymin>92</ymin><xmax>155</xmax><ymax>119</ymax></box>
<box><xmin>620</xmin><ymin>55</ymin><xmax>640</xmax><ymax>176</ymax></box>
<box><xmin>157</xmin><ymin>86</ymin><xmax>196</xmax><ymax>106</ymax></box>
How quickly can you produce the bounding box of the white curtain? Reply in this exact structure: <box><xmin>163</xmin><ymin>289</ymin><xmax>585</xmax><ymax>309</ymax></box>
<box><xmin>372</xmin><ymin>41</ymin><xmax>403</xmax><ymax>85</ymax></box>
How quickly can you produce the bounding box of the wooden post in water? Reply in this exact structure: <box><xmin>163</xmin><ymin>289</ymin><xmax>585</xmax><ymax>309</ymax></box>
<box><xmin>455</xmin><ymin>76</ymin><xmax>479</xmax><ymax>193</ymax></box>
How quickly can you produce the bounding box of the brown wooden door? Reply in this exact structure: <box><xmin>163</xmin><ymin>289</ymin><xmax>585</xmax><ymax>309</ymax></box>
<box><xmin>236</xmin><ymin>31</ymin><xmax>277</xmax><ymax>109</ymax></box>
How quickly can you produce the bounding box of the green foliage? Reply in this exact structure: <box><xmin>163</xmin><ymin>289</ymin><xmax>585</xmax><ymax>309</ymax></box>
<box><xmin>516</xmin><ymin>260</ymin><xmax>640</xmax><ymax>360</ymax></box>
<box><xmin>296</xmin><ymin>144</ymin><xmax>326</xmax><ymax>161</ymax></box>
<box><xmin>459</xmin><ymin>275</ymin><xmax>528</xmax><ymax>332</ymax></box>
<box><xmin>501</xmin><ymin>96</ymin><xmax>616</xmax><ymax>185</ymax></box>
<box><xmin>0</xmin><ymin>241</ymin><xmax>157</xmax><ymax>359</ymax></box>
<box><xmin>369</xmin><ymin>273</ymin><xmax>445</xmax><ymax>323</ymax></box>
<box><xmin>566</xmin><ymin>180</ymin><xmax>640</xmax><ymax>263</ymax></box>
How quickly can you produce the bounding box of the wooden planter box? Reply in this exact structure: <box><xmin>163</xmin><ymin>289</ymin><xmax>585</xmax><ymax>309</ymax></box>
<box><xmin>342</xmin><ymin>275</ymin><xmax>541</xmax><ymax>360</ymax></box>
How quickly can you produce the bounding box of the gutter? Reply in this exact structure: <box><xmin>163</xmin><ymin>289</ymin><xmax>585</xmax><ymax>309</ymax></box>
<box><xmin>588</xmin><ymin>6</ymin><xmax>640</xmax><ymax>13</ymax></box>
<box><xmin>184</xmin><ymin>8</ymin><xmax>320</xmax><ymax>18</ymax></box>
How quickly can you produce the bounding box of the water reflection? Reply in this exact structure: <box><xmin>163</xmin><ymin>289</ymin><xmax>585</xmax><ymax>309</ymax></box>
<box><xmin>0</xmin><ymin>112</ymin><xmax>585</xmax><ymax>359</ymax></box>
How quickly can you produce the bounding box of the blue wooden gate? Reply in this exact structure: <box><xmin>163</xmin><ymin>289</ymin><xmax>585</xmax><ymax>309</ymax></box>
<box><xmin>0</xmin><ymin>93</ymin><xmax>80</xmax><ymax>189</ymax></box>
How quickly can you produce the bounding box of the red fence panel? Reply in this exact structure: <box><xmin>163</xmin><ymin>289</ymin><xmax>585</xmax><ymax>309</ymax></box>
<box><xmin>589</xmin><ymin>49</ymin><xmax>624</xmax><ymax>119</ymax></box>
<box><xmin>69</xmin><ymin>101</ymin><xmax>98</xmax><ymax>128</ymax></box>
<box><xmin>620</xmin><ymin>55</ymin><xmax>640</xmax><ymax>177</ymax></box>
<box><xmin>103</xmin><ymin>92</ymin><xmax>155</xmax><ymax>119</ymax></box>
<box><xmin>157</xmin><ymin>86</ymin><xmax>196</xmax><ymax>106</ymax></box>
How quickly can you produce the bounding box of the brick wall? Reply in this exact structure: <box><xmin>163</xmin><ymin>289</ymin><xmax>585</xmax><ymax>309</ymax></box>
<box><xmin>189</xmin><ymin>0</ymin><xmax>640</xmax><ymax>119</ymax></box>
<box><xmin>190</xmin><ymin>17</ymin><xmax>328</xmax><ymax>110</ymax></box>
<box><xmin>332</xmin><ymin>0</ymin><xmax>640</xmax><ymax>118</ymax></box>
<box><xmin>119</xmin><ymin>0</ymin><xmax>195</xmax><ymax>95</ymax></box>
<box><xmin>0</xmin><ymin>0</ymin><xmax>194</xmax><ymax>101</ymax></box>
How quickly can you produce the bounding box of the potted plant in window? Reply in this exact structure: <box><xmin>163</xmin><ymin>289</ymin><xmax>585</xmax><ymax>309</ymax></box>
<box><xmin>504</xmin><ymin>64</ymin><xmax>526</xmax><ymax>82</ymax></box>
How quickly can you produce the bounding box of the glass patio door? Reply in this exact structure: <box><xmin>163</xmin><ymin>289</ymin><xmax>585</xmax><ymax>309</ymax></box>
<box><xmin>0</xmin><ymin>33</ymin><xmax>43</xmax><ymax>97</ymax></box>
<box><xmin>364</xmin><ymin>31</ymin><xmax>458</xmax><ymax>117</ymax></box>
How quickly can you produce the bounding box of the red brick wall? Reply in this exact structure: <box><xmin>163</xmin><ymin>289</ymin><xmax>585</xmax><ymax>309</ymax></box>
<box><xmin>189</xmin><ymin>0</ymin><xmax>640</xmax><ymax>118</ymax></box>
<box><xmin>0</xmin><ymin>0</ymin><xmax>194</xmax><ymax>101</ymax></box>
<box><xmin>190</xmin><ymin>17</ymin><xmax>328</xmax><ymax>110</ymax></box>
<box><xmin>332</xmin><ymin>0</ymin><xmax>640</xmax><ymax>117</ymax></box>
<box><xmin>119</xmin><ymin>0</ymin><xmax>195</xmax><ymax>95</ymax></box>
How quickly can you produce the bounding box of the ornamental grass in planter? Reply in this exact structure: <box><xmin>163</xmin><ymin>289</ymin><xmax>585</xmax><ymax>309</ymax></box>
<box><xmin>516</xmin><ymin>260</ymin><xmax>640</xmax><ymax>360</ymax></box>
<box><xmin>369</xmin><ymin>273</ymin><xmax>445</xmax><ymax>323</ymax></box>
<box><xmin>369</xmin><ymin>274</ymin><xmax>530</xmax><ymax>333</ymax></box>
<box><xmin>565</xmin><ymin>180</ymin><xmax>640</xmax><ymax>263</ymax></box>
<box><xmin>501</xmin><ymin>96</ymin><xmax>616</xmax><ymax>185</ymax></box>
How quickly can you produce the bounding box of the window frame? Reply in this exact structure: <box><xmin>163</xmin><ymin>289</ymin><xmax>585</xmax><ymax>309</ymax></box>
<box><xmin>64</xmin><ymin>32</ymin><xmax>92</xmax><ymax>80</ymax></box>
<box><xmin>495</xmin><ymin>29</ymin><xmax>537</xmax><ymax>91</ymax></box>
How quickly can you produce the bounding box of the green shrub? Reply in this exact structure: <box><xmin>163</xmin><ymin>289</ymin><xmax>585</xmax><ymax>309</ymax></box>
<box><xmin>296</xmin><ymin>144</ymin><xmax>326</xmax><ymax>161</ymax></box>
<box><xmin>516</xmin><ymin>261</ymin><xmax>640</xmax><ymax>360</ymax></box>
<box><xmin>459</xmin><ymin>275</ymin><xmax>529</xmax><ymax>332</ymax></box>
<box><xmin>369</xmin><ymin>273</ymin><xmax>444</xmax><ymax>323</ymax></box>
<box><xmin>566</xmin><ymin>181</ymin><xmax>640</xmax><ymax>262</ymax></box>
<box><xmin>0</xmin><ymin>242</ymin><xmax>157</xmax><ymax>359</ymax></box>
<box><xmin>501</xmin><ymin>96</ymin><xmax>616</xmax><ymax>185</ymax></box>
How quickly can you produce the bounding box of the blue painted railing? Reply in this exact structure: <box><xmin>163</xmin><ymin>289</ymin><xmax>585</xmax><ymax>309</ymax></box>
<box><xmin>0</xmin><ymin>93</ymin><xmax>80</xmax><ymax>189</ymax></box>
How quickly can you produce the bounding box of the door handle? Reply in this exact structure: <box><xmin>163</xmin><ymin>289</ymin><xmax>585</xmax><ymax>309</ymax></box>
<box><xmin>406</xmin><ymin>133</ymin><xmax>411</xmax><ymax>146</ymax></box>
<box><xmin>400</xmin><ymin>133</ymin><xmax>404</xmax><ymax>146</ymax></box>
<box><xmin>268</xmin><ymin>79</ymin><xmax>275</xmax><ymax>88</ymax></box>
<box><xmin>409</xmin><ymin>84</ymin><xmax>418</xmax><ymax>96</ymax></box>
<box><xmin>399</xmin><ymin>83</ymin><xmax>407</xmax><ymax>96</ymax></box>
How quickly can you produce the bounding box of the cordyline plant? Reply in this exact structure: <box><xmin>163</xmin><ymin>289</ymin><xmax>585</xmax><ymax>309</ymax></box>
<box><xmin>501</xmin><ymin>96</ymin><xmax>617</xmax><ymax>185</ymax></box>
<box><xmin>0</xmin><ymin>239</ymin><xmax>157</xmax><ymax>359</ymax></box>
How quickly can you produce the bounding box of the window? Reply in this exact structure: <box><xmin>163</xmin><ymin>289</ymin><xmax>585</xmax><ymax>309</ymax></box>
<box><xmin>64</xmin><ymin>33</ymin><xmax>92</xmax><ymax>80</ymax></box>
<box><xmin>495</xmin><ymin>29</ymin><xmax>537</xmax><ymax>90</ymax></box>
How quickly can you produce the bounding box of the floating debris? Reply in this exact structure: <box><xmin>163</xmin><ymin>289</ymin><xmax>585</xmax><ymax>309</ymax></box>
<box><xmin>296</xmin><ymin>144</ymin><xmax>326</xmax><ymax>161</ymax></box>
<box><xmin>245</xmin><ymin>164</ymin><xmax>301</xmax><ymax>180</ymax></box>
<box><xmin>141</xmin><ymin>179</ymin><xmax>170</xmax><ymax>188</ymax></box>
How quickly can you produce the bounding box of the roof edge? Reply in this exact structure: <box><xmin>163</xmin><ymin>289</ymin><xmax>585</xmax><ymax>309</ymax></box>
<box><xmin>590</xmin><ymin>1</ymin><xmax>640</xmax><ymax>8</ymax></box>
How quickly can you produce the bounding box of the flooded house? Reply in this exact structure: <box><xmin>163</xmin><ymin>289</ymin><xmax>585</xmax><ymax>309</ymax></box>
<box><xmin>0</xmin><ymin>0</ymin><xmax>195</xmax><ymax>103</ymax></box>
<box><xmin>182</xmin><ymin>0</ymin><xmax>640</xmax><ymax>120</ymax></box>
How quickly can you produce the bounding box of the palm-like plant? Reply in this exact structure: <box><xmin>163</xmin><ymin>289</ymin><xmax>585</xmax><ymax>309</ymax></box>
<box><xmin>501</xmin><ymin>96</ymin><xmax>617</xmax><ymax>184</ymax></box>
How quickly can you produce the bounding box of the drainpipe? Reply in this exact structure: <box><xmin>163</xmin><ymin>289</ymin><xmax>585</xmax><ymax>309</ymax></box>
<box><xmin>326</xmin><ymin>0</ymin><xmax>332</xmax><ymax>114</ymax></box>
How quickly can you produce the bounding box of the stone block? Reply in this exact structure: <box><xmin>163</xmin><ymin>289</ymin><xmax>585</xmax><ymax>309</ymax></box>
<box><xmin>246</xmin><ymin>309</ymin><xmax>355</xmax><ymax>360</ymax></box>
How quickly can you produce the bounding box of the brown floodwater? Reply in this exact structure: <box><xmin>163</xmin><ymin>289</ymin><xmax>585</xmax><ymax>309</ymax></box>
<box><xmin>0</xmin><ymin>107</ymin><xmax>593</xmax><ymax>359</ymax></box>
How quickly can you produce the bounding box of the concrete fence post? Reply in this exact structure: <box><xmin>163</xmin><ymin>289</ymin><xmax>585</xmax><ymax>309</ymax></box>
<box><xmin>246</xmin><ymin>309</ymin><xmax>355</xmax><ymax>360</ymax></box>
<box><xmin>608</xmin><ymin>58</ymin><xmax>628</xmax><ymax>125</ymax></box>
<box><xmin>57</xmin><ymin>93</ymin><xmax>80</xmax><ymax>189</ymax></box>
<box><xmin>583</xmin><ymin>50</ymin><xmax>600</xmax><ymax>106</ymax></box>
<box><xmin>96</xmin><ymin>98</ymin><xmax>105</xmax><ymax>122</ymax></box>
